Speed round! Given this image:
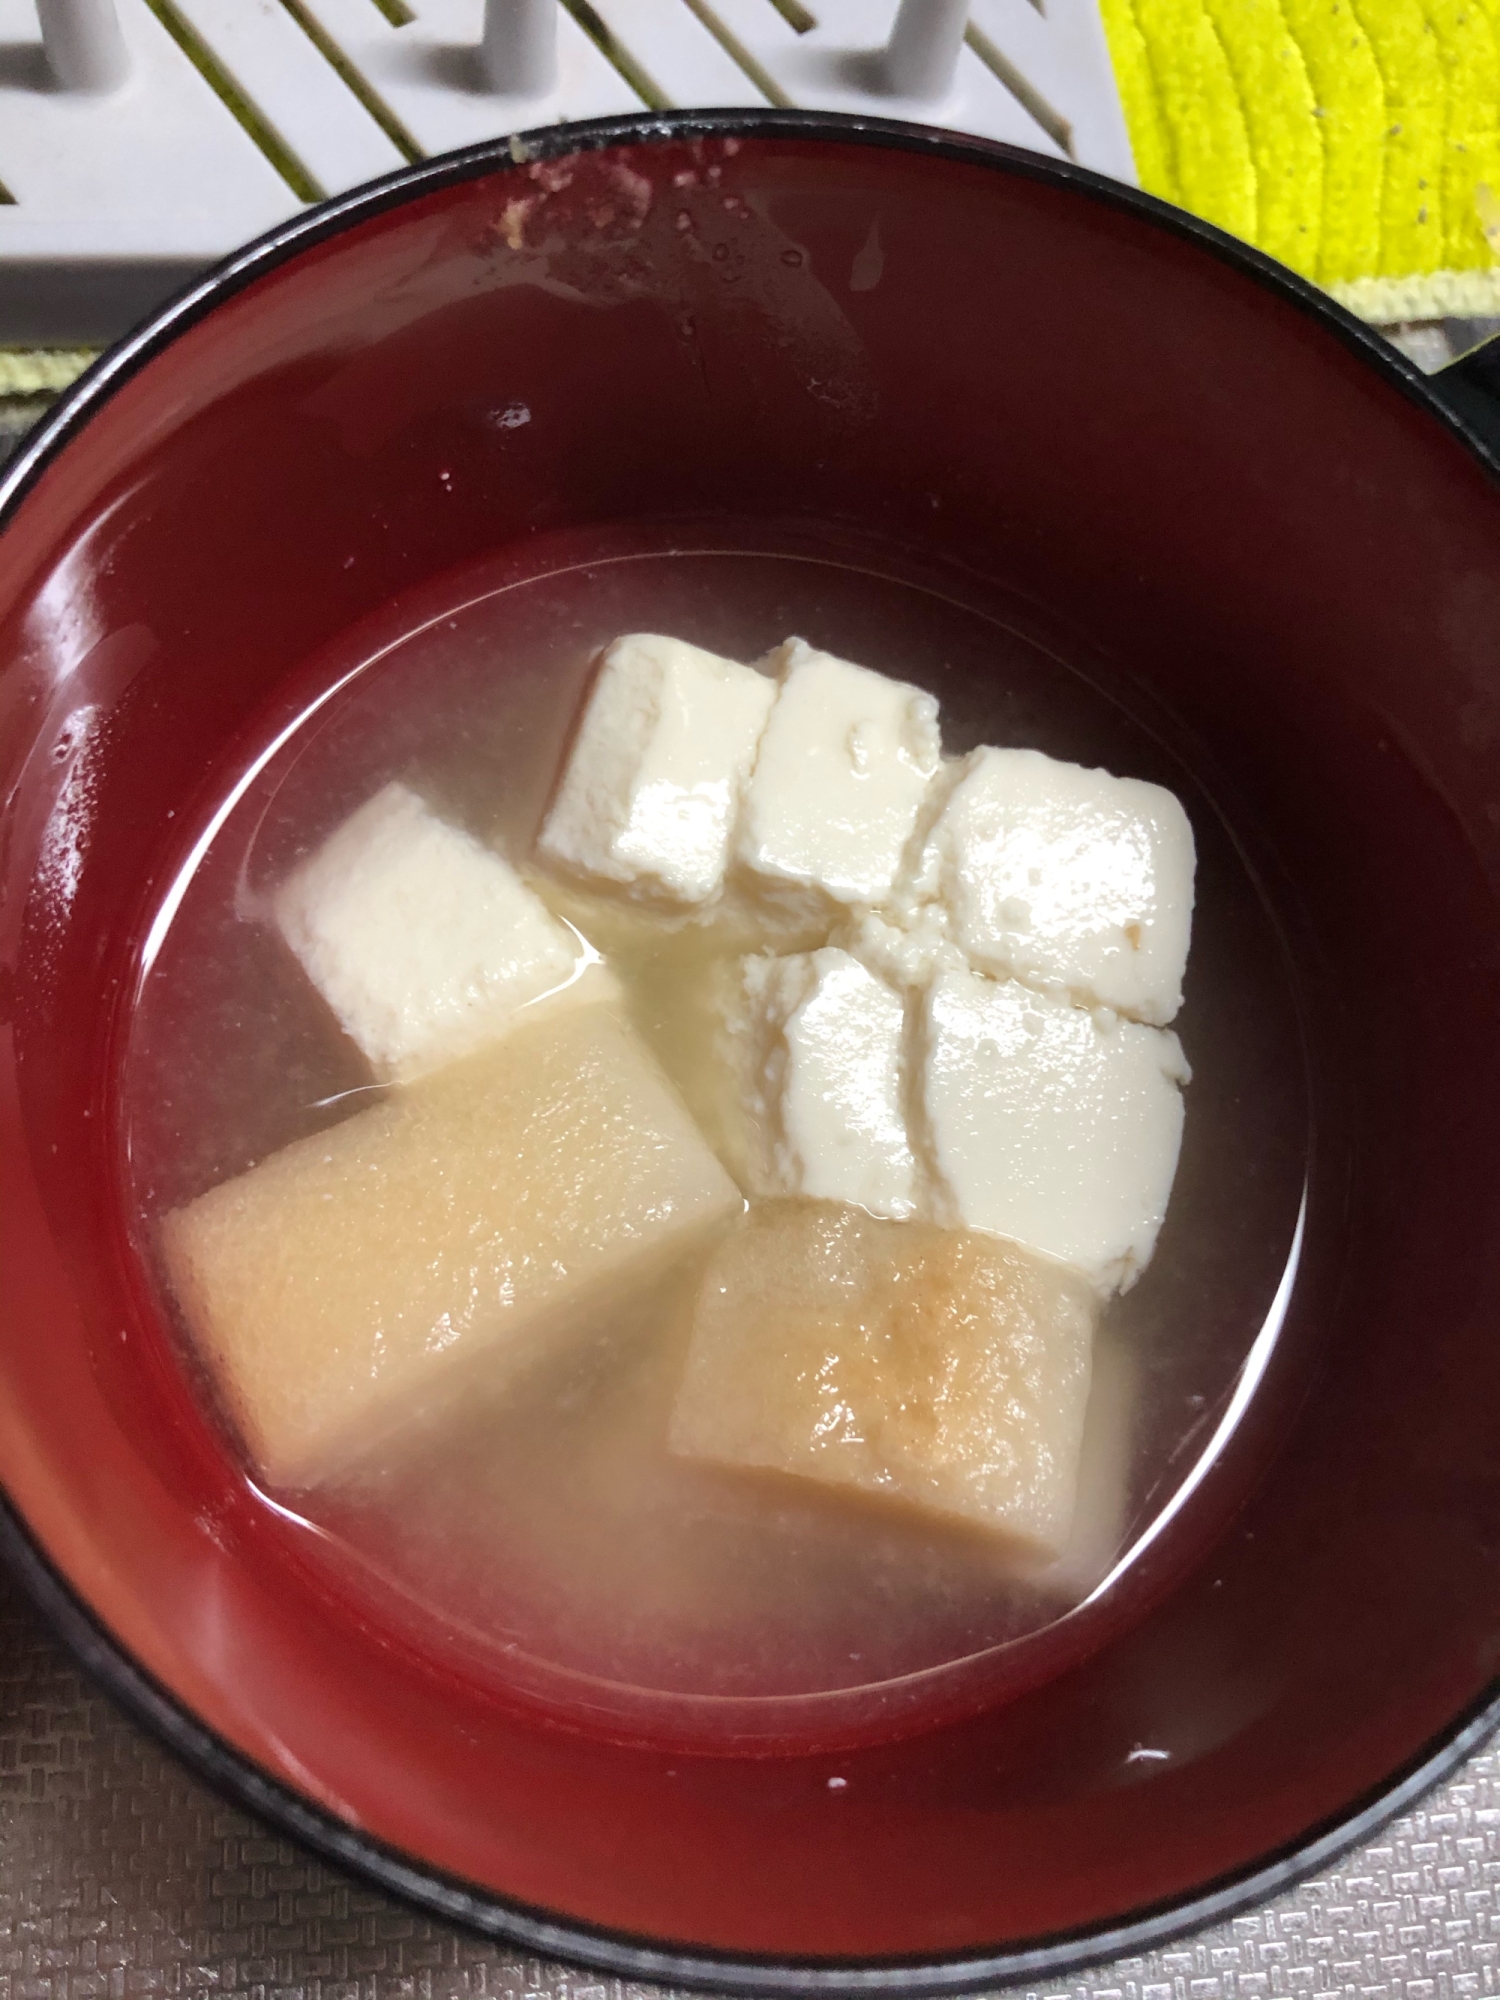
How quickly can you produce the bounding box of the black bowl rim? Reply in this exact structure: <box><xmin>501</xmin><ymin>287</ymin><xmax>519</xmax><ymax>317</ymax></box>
<box><xmin>2</xmin><ymin>104</ymin><xmax>1498</xmax><ymax>1999</ymax></box>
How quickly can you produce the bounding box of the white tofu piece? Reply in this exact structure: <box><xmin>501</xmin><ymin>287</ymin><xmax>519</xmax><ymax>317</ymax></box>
<box><xmin>537</xmin><ymin>633</ymin><xmax>777</xmax><ymax>905</ymax></box>
<box><xmin>669</xmin><ymin>1201</ymin><xmax>1097</xmax><ymax>1557</ymax></box>
<box><xmin>919</xmin><ymin>969</ymin><xmax>1189</xmax><ymax>1293</ymax></box>
<box><xmin>910</xmin><ymin>746</ymin><xmax>1196</xmax><ymax>1025</ymax></box>
<box><xmin>161</xmin><ymin>1002</ymin><xmax>742</xmax><ymax>1488</ymax></box>
<box><xmin>836</xmin><ymin>906</ymin><xmax>967</xmax><ymax>993</ymax></box>
<box><xmin>274</xmin><ymin>782</ymin><xmax>586</xmax><ymax>1082</ymax></box>
<box><xmin>718</xmin><ymin>949</ymin><xmax>916</xmax><ymax>1219</ymax></box>
<box><xmin>736</xmin><ymin>639</ymin><xmax>941</xmax><ymax>910</ymax></box>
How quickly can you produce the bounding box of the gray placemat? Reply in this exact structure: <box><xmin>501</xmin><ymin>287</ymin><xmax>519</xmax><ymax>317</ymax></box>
<box><xmin>2</xmin><ymin>1550</ymin><xmax>1497</xmax><ymax>2000</ymax></box>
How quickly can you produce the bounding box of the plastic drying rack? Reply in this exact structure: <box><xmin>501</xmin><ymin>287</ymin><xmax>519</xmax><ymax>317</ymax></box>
<box><xmin>0</xmin><ymin>0</ymin><xmax>1135</xmax><ymax>343</ymax></box>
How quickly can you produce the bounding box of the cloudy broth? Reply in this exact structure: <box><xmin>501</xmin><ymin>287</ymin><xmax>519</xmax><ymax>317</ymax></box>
<box><xmin>122</xmin><ymin>538</ymin><xmax>1309</xmax><ymax>1726</ymax></box>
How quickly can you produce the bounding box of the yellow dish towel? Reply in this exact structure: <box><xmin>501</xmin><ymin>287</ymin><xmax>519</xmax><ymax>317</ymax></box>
<box><xmin>1099</xmin><ymin>0</ymin><xmax>1500</xmax><ymax>318</ymax></box>
<box><xmin>0</xmin><ymin>350</ymin><xmax>97</xmax><ymax>395</ymax></box>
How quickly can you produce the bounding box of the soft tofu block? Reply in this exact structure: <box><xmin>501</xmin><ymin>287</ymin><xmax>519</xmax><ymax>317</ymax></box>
<box><xmin>275</xmin><ymin>782</ymin><xmax>584</xmax><ymax>1081</ymax></box>
<box><xmin>911</xmin><ymin>746</ymin><xmax>1196</xmax><ymax>1025</ymax></box>
<box><xmin>837</xmin><ymin>905</ymin><xmax>967</xmax><ymax>993</ymax></box>
<box><xmin>920</xmin><ymin>969</ymin><xmax>1188</xmax><ymax>1292</ymax></box>
<box><xmin>537</xmin><ymin>633</ymin><xmax>777</xmax><ymax>905</ymax></box>
<box><xmin>736</xmin><ymin>639</ymin><xmax>941</xmax><ymax>909</ymax></box>
<box><xmin>719</xmin><ymin>948</ymin><xmax>916</xmax><ymax>1218</ymax></box>
<box><xmin>669</xmin><ymin>1201</ymin><xmax>1097</xmax><ymax>1556</ymax></box>
<box><xmin>161</xmin><ymin>1001</ymin><xmax>741</xmax><ymax>1489</ymax></box>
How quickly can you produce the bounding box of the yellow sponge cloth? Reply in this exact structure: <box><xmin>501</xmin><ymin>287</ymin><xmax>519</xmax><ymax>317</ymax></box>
<box><xmin>1099</xmin><ymin>0</ymin><xmax>1500</xmax><ymax>319</ymax></box>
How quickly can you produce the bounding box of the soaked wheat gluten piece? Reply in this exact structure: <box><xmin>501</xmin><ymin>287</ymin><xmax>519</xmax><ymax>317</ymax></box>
<box><xmin>163</xmin><ymin>1002</ymin><xmax>740</xmax><ymax>1489</ymax></box>
<box><xmin>669</xmin><ymin>1201</ymin><xmax>1096</xmax><ymax>1557</ymax></box>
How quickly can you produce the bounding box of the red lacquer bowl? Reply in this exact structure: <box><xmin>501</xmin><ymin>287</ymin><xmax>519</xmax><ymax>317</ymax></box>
<box><xmin>3</xmin><ymin>113</ymin><xmax>1500</xmax><ymax>1993</ymax></box>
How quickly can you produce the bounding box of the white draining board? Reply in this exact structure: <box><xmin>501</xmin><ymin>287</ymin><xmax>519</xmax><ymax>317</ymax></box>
<box><xmin>0</xmin><ymin>0</ymin><xmax>1135</xmax><ymax>343</ymax></box>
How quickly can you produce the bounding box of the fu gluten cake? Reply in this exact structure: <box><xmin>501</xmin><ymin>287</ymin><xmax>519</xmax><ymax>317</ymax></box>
<box><xmin>162</xmin><ymin>1001</ymin><xmax>740</xmax><ymax>1488</ymax></box>
<box><xmin>669</xmin><ymin>1201</ymin><xmax>1098</xmax><ymax>1559</ymax></box>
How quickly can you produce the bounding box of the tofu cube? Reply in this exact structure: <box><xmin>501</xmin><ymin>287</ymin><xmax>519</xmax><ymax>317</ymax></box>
<box><xmin>718</xmin><ymin>948</ymin><xmax>916</xmax><ymax>1219</ymax></box>
<box><xmin>910</xmin><ymin>746</ymin><xmax>1195</xmax><ymax>1025</ymax></box>
<box><xmin>537</xmin><ymin>634</ymin><xmax>777</xmax><ymax>905</ymax></box>
<box><xmin>274</xmin><ymin>782</ymin><xmax>585</xmax><ymax>1082</ymax></box>
<box><xmin>736</xmin><ymin>639</ymin><xmax>941</xmax><ymax>910</ymax></box>
<box><xmin>920</xmin><ymin>969</ymin><xmax>1188</xmax><ymax>1293</ymax></box>
<box><xmin>669</xmin><ymin>1200</ymin><xmax>1097</xmax><ymax>1557</ymax></box>
<box><xmin>160</xmin><ymin>1001</ymin><xmax>741</xmax><ymax>1488</ymax></box>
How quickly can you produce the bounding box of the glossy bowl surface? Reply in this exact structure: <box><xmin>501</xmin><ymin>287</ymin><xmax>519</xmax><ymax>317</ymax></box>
<box><xmin>3</xmin><ymin>112</ymin><xmax>1500</xmax><ymax>1994</ymax></box>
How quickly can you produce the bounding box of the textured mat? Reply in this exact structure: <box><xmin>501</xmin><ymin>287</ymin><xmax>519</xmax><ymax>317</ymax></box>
<box><xmin>1098</xmin><ymin>0</ymin><xmax>1500</xmax><ymax>320</ymax></box>
<box><xmin>1</xmin><ymin>1552</ymin><xmax>1497</xmax><ymax>2000</ymax></box>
